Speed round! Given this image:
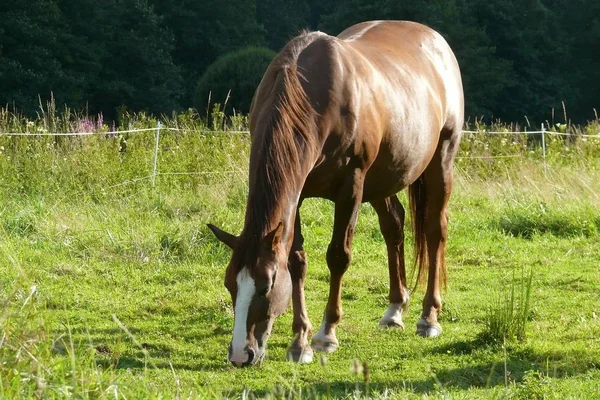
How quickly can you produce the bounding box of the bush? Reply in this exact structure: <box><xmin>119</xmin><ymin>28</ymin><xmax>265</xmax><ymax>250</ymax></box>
<box><xmin>194</xmin><ymin>47</ymin><xmax>276</xmax><ymax>117</ymax></box>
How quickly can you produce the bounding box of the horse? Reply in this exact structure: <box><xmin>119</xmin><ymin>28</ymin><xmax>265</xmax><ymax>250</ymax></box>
<box><xmin>207</xmin><ymin>20</ymin><xmax>464</xmax><ymax>366</ymax></box>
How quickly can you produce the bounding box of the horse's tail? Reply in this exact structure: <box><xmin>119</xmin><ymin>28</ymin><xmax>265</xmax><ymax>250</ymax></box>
<box><xmin>408</xmin><ymin>176</ymin><xmax>429</xmax><ymax>287</ymax></box>
<box><xmin>408</xmin><ymin>175</ymin><xmax>449</xmax><ymax>288</ymax></box>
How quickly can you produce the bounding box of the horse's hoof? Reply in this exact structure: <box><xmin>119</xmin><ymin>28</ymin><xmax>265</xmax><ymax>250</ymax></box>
<box><xmin>378</xmin><ymin>319</ymin><xmax>405</xmax><ymax>330</ymax></box>
<box><xmin>416</xmin><ymin>318</ymin><xmax>442</xmax><ymax>338</ymax></box>
<box><xmin>286</xmin><ymin>346</ymin><xmax>314</xmax><ymax>364</ymax></box>
<box><xmin>311</xmin><ymin>336</ymin><xmax>339</xmax><ymax>353</ymax></box>
<box><xmin>378</xmin><ymin>303</ymin><xmax>407</xmax><ymax>330</ymax></box>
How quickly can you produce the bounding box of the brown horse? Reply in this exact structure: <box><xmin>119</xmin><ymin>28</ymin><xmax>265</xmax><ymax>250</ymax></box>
<box><xmin>208</xmin><ymin>20</ymin><xmax>463</xmax><ymax>366</ymax></box>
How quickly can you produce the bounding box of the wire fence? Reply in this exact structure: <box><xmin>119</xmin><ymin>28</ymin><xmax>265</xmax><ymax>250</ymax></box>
<box><xmin>1</xmin><ymin>122</ymin><xmax>599</xmax><ymax>188</ymax></box>
<box><xmin>3</xmin><ymin>127</ymin><xmax>599</xmax><ymax>138</ymax></box>
<box><xmin>0</xmin><ymin>127</ymin><xmax>158</xmax><ymax>136</ymax></box>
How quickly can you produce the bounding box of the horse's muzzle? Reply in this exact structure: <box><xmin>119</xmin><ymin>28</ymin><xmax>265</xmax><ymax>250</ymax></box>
<box><xmin>228</xmin><ymin>344</ymin><xmax>261</xmax><ymax>367</ymax></box>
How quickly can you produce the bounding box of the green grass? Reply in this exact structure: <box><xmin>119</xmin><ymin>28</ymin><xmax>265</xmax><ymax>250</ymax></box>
<box><xmin>484</xmin><ymin>268</ymin><xmax>534</xmax><ymax>343</ymax></box>
<box><xmin>1</xmin><ymin>111</ymin><xmax>600</xmax><ymax>398</ymax></box>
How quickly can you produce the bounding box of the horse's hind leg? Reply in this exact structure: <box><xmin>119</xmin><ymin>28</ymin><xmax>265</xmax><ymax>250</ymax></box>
<box><xmin>371</xmin><ymin>195</ymin><xmax>410</xmax><ymax>329</ymax></box>
<box><xmin>286</xmin><ymin>207</ymin><xmax>314</xmax><ymax>363</ymax></box>
<box><xmin>312</xmin><ymin>169</ymin><xmax>365</xmax><ymax>353</ymax></box>
<box><xmin>417</xmin><ymin>128</ymin><xmax>460</xmax><ymax>337</ymax></box>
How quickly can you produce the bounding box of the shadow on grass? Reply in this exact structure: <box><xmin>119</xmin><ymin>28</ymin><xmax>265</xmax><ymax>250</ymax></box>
<box><xmin>494</xmin><ymin>211</ymin><xmax>600</xmax><ymax>239</ymax></box>
<box><xmin>97</xmin><ymin>356</ymin><xmax>228</xmax><ymax>372</ymax></box>
<box><xmin>50</xmin><ymin>318</ymin><xmax>233</xmax><ymax>373</ymax></box>
<box><xmin>54</xmin><ymin>318</ymin><xmax>600</xmax><ymax>396</ymax></box>
<box><xmin>89</xmin><ymin>335</ymin><xmax>231</xmax><ymax>372</ymax></box>
<box><xmin>431</xmin><ymin>336</ymin><xmax>492</xmax><ymax>355</ymax></box>
<box><xmin>95</xmin><ymin>336</ymin><xmax>599</xmax><ymax>398</ymax></box>
<box><xmin>433</xmin><ymin>336</ymin><xmax>598</xmax><ymax>373</ymax></box>
<box><xmin>426</xmin><ymin>339</ymin><xmax>599</xmax><ymax>389</ymax></box>
<box><xmin>291</xmin><ymin>352</ymin><xmax>599</xmax><ymax>398</ymax></box>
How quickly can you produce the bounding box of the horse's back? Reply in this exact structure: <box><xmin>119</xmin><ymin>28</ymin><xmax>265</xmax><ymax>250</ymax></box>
<box><xmin>283</xmin><ymin>21</ymin><xmax>464</xmax><ymax>201</ymax></box>
<box><xmin>337</xmin><ymin>21</ymin><xmax>463</xmax><ymax>199</ymax></box>
<box><xmin>339</xmin><ymin>21</ymin><xmax>463</xmax><ymax>131</ymax></box>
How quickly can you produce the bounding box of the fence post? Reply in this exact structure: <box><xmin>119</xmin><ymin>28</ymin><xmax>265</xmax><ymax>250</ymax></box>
<box><xmin>151</xmin><ymin>121</ymin><xmax>162</xmax><ymax>187</ymax></box>
<box><xmin>541</xmin><ymin>123</ymin><xmax>547</xmax><ymax>178</ymax></box>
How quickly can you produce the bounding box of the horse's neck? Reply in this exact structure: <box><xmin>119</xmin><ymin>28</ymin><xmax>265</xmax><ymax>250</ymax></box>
<box><xmin>244</xmin><ymin>172</ymin><xmax>301</xmax><ymax>250</ymax></box>
<box><xmin>243</xmin><ymin>141</ymin><xmax>315</xmax><ymax>254</ymax></box>
<box><xmin>243</xmin><ymin>64</ymin><xmax>320</xmax><ymax>254</ymax></box>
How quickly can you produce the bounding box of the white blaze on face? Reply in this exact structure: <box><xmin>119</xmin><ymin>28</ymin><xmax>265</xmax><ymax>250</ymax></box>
<box><xmin>231</xmin><ymin>267</ymin><xmax>256</xmax><ymax>361</ymax></box>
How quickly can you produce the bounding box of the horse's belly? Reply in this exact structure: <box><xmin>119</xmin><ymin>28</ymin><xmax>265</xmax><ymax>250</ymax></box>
<box><xmin>301</xmin><ymin>143</ymin><xmax>434</xmax><ymax>203</ymax></box>
<box><xmin>362</xmin><ymin>159</ymin><xmax>415</xmax><ymax>202</ymax></box>
<box><xmin>362</xmin><ymin>166</ymin><xmax>410</xmax><ymax>201</ymax></box>
<box><xmin>301</xmin><ymin>158</ymin><xmax>346</xmax><ymax>201</ymax></box>
<box><xmin>303</xmin><ymin>163</ymin><xmax>422</xmax><ymax>203</ymax></box>
<box><xmin>361</xmin><ymin>130</ymin><xmax>439</xmax><ymax>201</ymax></box>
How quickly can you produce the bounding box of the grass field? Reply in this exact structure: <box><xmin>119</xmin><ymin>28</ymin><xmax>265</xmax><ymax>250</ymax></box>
<box><xmin>1</xmin><ymin>110</ymin><xmax>599</xmax><ymax>398</ymax></box>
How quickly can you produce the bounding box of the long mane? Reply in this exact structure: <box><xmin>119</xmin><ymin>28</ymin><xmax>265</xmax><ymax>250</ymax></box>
<box><xmin>238</xmin><ymin>32</ymin><xmax>322</xmax><ymax>268</ymax></box>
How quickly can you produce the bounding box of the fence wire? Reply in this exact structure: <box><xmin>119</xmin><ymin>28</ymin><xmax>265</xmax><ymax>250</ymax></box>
<box><xmin>2</xmin><ymin>123</ymin><xmax>598</xmax><ymax>189</ymax></box>
<box><xmin>2</xmin><ymin>127</ymin><xmax>599</xmax><ymax>137</ymax></box>
<box><xmin>0</xmin><ymin>127</ymin><xmax>158</xmax><ymax>136</ymax></box>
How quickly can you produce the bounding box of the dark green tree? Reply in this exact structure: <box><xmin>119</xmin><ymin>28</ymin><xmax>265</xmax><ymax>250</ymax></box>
<box><xmin>194</xmin><ymin>47</ymin><xmax>276</xmax><ymax>115</ymax></box>
<box><xmin>551</xmin><ymin>0</ymin><xmax>600</xmax><ymax>122</ymax></box>
<box><xmin>151</xmin><ymin>0</ymin><xmax>265</xmax><ymax>105</ymax></box>
<box><xmin>57</xmin><ymin>0</ymin><xmax>109</xmax><ymax>111</ymax></box>
<box><xmin>318</xmin><ymin>0</ymin><xmax>393</xmax><ymax>33</ymax></box>
<box><xmin>423</xmin><ymin>0</ymin><xmax>515</xmax><ymax>119</ymax></box>
<box><xmin>1</xmin><ymin>0</ymin><xmax>182</xmax><ymax>117</ymax></box>
<box><xmin>305</xmin><ymin>0</ymin><xmax>337</xmax><ymax>29</ymax></box>
<box><xmin>467</xmin><ymin>0</ymin><xmax>571</xmax><ymax>123</ymax></box>
<box><xmin>1</xmin><ymin>0</ymin><xmax>598</xmax><ymax>124</ymax></box>
<box><xmin>0</xmin><ymin>0</ymin><xmax>79</xmax><ymax>113</ymax></box>
<box><xmin>87</xmin><ymin>0</ymin><xmax>182</xmax><ymax>116</ymax></box>
<box><xmin>257</xmin><ymin>0</ymin><xmax>311</xmax><ymax>50</ymax></box>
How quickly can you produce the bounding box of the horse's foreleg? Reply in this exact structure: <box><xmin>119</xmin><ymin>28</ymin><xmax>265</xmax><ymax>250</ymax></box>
<box><xmin>312</xmin><ymin>169</ymin><xmax>364</xmax><ymax>353</ymax></box>
<box><xmin>417</xmin><ymin>131</ymin><xmax>459</xmax><ymax>337</ymax></box>
<box><xmin>371</xmin><ymin>195</ymin><xmax>410</xmax><ymax>329</ymax></box>
<box><xmin>287</xmin><ymin>207</ymin><xmax>314</xmax><ymax>363</ymax></box>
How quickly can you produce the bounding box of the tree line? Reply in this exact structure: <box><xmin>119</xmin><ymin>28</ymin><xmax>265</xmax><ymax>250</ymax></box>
<box><xmin>0</xmin><ymin>0</ymin><xmax>598</xmax><ymax>124</ymax></box>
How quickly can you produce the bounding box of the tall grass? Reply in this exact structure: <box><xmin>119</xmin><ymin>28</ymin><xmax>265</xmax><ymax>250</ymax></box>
<box><xmin>0</xmin><ymin>105</ymin><xmax>251</xmax><ymax>201</ymax></box>
<box><xmin>1</xmin><ymin>101</ymin><xmax>599</xmax><ymax>197</ymax></box>
<box><xmin>484</xmin><ymin>268</ymin><xmax>534</xmax><ymax>343</ymax></box>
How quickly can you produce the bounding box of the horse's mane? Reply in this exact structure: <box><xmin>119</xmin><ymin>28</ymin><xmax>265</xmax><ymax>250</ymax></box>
<box><xmin>238</xmin><ymin>31</ymin><xmax>322</xmax><ymax>269</ymax></box>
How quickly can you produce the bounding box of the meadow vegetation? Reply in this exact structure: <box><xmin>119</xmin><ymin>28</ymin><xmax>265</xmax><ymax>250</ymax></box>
<box><xmin>1</xmin><ymin>106</ymin><xmax>599</xmax><ymax>398</ymax></box>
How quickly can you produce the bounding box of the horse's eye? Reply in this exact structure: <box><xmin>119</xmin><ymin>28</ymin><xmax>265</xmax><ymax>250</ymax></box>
<box><xmin>258</xmin><ymin>287</ymin><xmax>269</xmax><ymax>298</ymax></box>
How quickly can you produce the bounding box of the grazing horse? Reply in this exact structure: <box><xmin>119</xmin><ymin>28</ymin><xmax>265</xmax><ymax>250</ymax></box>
<box><xmin>208</xmin><ymin>20</ymin><xmax>464</xmax><ymax>366</ymax></box>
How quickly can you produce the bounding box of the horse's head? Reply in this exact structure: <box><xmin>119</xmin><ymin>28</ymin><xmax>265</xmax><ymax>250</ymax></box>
<box><xmin>207</xmin><ymin>222</ymin><xmax>292</xmax><ymax>366</ymax></box>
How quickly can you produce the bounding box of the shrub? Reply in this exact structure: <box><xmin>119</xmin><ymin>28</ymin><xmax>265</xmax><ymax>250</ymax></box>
<box><xmin>194</xmin><ymin>47</ymin><xmax>276</xmax><ymax>117</ymax></box>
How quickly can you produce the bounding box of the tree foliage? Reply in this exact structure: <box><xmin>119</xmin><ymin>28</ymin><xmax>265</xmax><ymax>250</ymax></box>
<box><xmin>99</xmin><ymin>1</ymin><xmax>182</xmax><ymax>116</ymax></box>
<box><xmin>150</xmin><ymin>0</ymin><xmax>264</xmax><ymax>104</ymax></box>
<box><xmin>194</xmin><ymin>47</ymin><xmax>276</xmax><ymax>116</ymax></box>
<box><xmin>0</xmin><ymin>0</ymin><xmax>598</xmax><ymax>124</ymax></box>
<box><xmin>0</xmin><ymin>0</ymin><xmax>77</xmax><ymax>111</ymax></box>
<box><xmin>257</xmin><ymin>0</ymin><xmax>310</xmax><ymax>51</ymax></box>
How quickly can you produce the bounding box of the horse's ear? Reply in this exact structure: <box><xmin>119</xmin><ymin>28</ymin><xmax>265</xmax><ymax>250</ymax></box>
<box><xmin>207</xmin><ymin>224</ymin><xmax>239</xmax><ymax>250</ymax></box>
<box><xmin>266</xmin><ymin>221</ymin><xmax>284</xmax><ymax>252</ymax></box>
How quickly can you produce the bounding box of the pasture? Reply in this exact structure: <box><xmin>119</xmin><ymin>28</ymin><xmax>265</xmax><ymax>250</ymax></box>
<box><xmin>1</xmin><ymin>111</ymin><xmax>599</xmax><ymax>398</ymax></box>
